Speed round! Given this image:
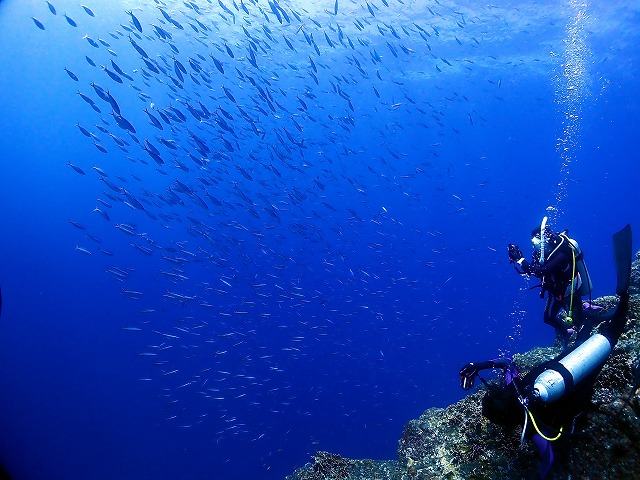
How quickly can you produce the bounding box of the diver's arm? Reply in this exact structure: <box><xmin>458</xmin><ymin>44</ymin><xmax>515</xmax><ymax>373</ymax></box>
<box><xmin>460</xmin><ymin>360</ymin><xmax>496</xmax><ymax>374</ymax></box>
<box><xmin>460</xmin><ymin>358</ymin><xmax>513</xmax><ymax>390</ymax></box>
<box><xmin>508</xmin><ymin>244</ymin><xmax>543</xmax><ymax>277</ymax></box>
<box><xmin>517</xmin><ymin>250</ymin><xmax>570</xmax><ymax>277</ymax></box>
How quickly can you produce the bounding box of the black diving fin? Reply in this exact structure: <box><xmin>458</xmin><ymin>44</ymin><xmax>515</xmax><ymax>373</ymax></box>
<box><xmin>613</xmin><ymin>224</ymin><xmax>632</xmax><ymax>296</ymax></box>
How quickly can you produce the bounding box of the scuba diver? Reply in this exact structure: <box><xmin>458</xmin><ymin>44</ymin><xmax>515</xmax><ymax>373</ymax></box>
<box><xmin>508</xmin><ymin>216</ymin><xmax>594</xmax><ymax>346</ymax></box>
<box><xmin>461</xmin><ymin>224</ymin><xmax>632</xmax><ymax>479</ymax></box>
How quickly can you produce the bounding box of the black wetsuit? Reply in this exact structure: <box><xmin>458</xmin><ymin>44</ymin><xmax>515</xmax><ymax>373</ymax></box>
<box><xmin>518</xmin><ymin>234</ymin><xmax>588</xmax><ymax>342</ymax></box>
<box><xmin>482</xmin><ymin>353</ymin><xmax>595</xmax><ymax>437</ymax></box>
<box><xmin>484</xmin><ymin>287</ymin><xmax>629</xmax><ymax>439</ymax></box>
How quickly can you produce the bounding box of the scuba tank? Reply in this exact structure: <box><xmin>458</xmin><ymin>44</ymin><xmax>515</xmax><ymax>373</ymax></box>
<box><xmin>533</xmin><ymin>333</ymin><xmax>612</xmax><ymax>402</ymax></box>
<box><xmin>562</xmin><ymin>234</ymin><xmax>593</xmax><ymax>297</ymax></box>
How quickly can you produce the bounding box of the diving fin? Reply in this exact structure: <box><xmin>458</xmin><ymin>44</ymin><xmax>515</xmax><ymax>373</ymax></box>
<box><xmin>613</xmin><ymin>224</ymin><xmax>632</xmax><ymax>296</ymax></box>
<box><xmin>601</xmin><ymin>224</ymin><xmax>632</xmax><ymax>342</ymax></box>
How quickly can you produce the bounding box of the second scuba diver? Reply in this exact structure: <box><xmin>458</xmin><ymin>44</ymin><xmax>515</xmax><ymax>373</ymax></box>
<box><xmin>508</xmin><ymin>216</ymin><xmax>594</xmax><ymax>347</ymax></box>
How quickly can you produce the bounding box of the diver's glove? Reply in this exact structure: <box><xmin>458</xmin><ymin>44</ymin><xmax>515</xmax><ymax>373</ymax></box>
<box><xmin>508</xmin><ymin>243</ymin><xmax>523</xmax><ymax>263</ymax></box>
<box><xmin>459</xmin><ymin>363</ymin><xmax>479</xmax><ymax>390</ymax></box>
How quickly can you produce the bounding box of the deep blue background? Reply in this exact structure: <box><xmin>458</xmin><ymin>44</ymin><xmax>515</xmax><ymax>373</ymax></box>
<box><xmin>0</xmin><ymin>1</ymin><xmax>638</xmax><ymax>479</ymax></box>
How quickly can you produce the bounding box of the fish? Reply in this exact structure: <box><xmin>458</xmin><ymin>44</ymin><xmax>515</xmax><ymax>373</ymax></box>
<box><xmin>366</xmin><ymin>1</ymin><xmax>375</xmax><ymax>16</ymax></box>
<box><xmin>219</xmin><ymin>0</ymin><xmax>236</xmax><ymax>21</ymax></box>
<box><xmin>32</xmin><ymin>17</ymin><xmax>46</xmax><ymax>30</ymax></box>
<box><xmin>309</xmin><ymin>55</ymin><xmax>317</xmax><ymax>73</ymax></box>
<box><xmin>63</xmin><ymin>14</ymin><xmax>77</xmax><ymax>27</ymax></box>
<box><xmin>224</xmin><ymin>42</ymin><xmax>235</xmax><ymax>58</ymax></box>
<box><xmin>46</xmin><ymin>1</ymin><xmax>56</xmax><ymax>15</ymax></box>
<box><xmin>90</xmin><ymin>82</ymin><xmax>110</xmax><ymax>103</ymax></box>
<box><xmin>93</xmin><ymin>142</ymin><xmax>107</xmax><ymax>154</ymax></box>
<box><xmin>127</xmin><ymin>10</ymin><xmax>142</xmax><ymax>32</ymax></box>
<box><xmin>94</xmin><ymin>207</ymin><xmax>111</xmax><ymax>221</ymax></box>
<box><xmin>174</xmin><ymin>57</ymin><xmax>187</xmax><ymax>75</ymax></box>
<box><xmin>101</xmin><ymin>65</ymin><xmax>123</xmax><ymax>83</ymax></box>
<box><xmin>247</xmin><ymin>47</ymin><xmax>258</xmax><ymax>68</ymax></box>
<box><xmin>64</xmin><ymin>67</ymin><xmax>78</xmax><ymax>81</ymax></box>
<box><xmin>167</xmin><ymin>105</ymin><xmax>186</xmax><ymax>122</ymax></box>
<box><xmin>158</xmin><ymin>7</ymin><xmax>172</xmax><ymax>21</ymax></box>
<box><xmin>129</xmin><ymin>36</ymin><xmax>149</xmax><ymax>58</ymax></box>
<box><xmin>109</xmin><ymin>133</ymin><xmax>127</xmax><ymax>147</ymax></box>
<box><xmin>67</xmin><ymin>162</ymin><xmax>85</xmax><ymax>175</ymax></box>
<box><xmin>105</xmin><ymin>92</ymin><xmax>121</xmax><ymax>114</ymax></box>
<box><xmin>111</xmin><ymin>112</ymin><xmax>136</xmax><ymax>133</ymax></box>
<box><xmin>142</xmin><ymin>57</ymin><xmax>159</xmax><ymax>74</ymax></box>
<box><xmin>115</xmin><ymin>224</ymin><xmax>136</xmax><ymax>236</ymax></box>
<box><xmin>110</xmin><ymin>60</ymin><xmax>132</xmax><ymax>81</ymax></box>
<box><xmin>97</xmin><ymin>199</ymin><xmax>112</xmax><ymax>210</ymax></box>
<box><xmin>76</xmin><ymin>91</ymin><xmax>99</xmax><ymax>106</ymax></box>
<box><xmin>283</xmin><ymin>35</ymin><xmax>295</xmax><ymax>51</ymax></box>
<box><xmin>84</xmin><ymin>35</ymin><xmax>99</xmax><ymax>48</ymax></box>
<box><xmin>221</xmin><ymin>85</ymin><xmax>236</xmax><ymax>103</ymax></box>
<box><xmin>144</xmin><ymin>109</ymin><xmax>163</xmax><ymax>130</ymax></box>
<box><xmin>68</xmin><ymin>220</ymin><xmax>86</xmax><ymax>230</ymax></box>
<box><xmin>123</xmin><ymin>190</ymin><xmax>145</xmax><ymax>210</ymax></box>
<box><xmin>92</xmin><ymin>166</ymin><xmax>107</xmax><ymax>177</ymax></box>
<box><xmin>81</xmin><ymin>5</ymin><xmax>95</xmax><ymax>17</ymax></box>
<box><xmin>76</xmin><ymin>124</ymin><xmax>92</xmax><ymax>138</ymax></box>
<box><xmin>155</xmin><ymin>24</ymin><xmax>174</xmax><ymax>41</ymax></box>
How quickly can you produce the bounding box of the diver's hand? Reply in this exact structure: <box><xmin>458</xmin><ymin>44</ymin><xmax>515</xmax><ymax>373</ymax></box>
<box><xmin>459</xmin><ymin>363</ymin><xmax>479</xmax><ymax>390</ymax></box>
<box><xmin>508</xmin><ymin>244</ymin><xmax>523</xmax><ymax>263</ymax></box>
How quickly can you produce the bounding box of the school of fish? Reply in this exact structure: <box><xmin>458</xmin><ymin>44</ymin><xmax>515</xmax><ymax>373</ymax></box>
<box><xmin>30</xmin><ymin>0</ymin><xmax>512</xmax><ymax>470</ymax></box>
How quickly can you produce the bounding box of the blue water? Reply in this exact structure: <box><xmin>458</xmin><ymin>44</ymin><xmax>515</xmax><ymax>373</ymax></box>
<box><xmin>0</xmin><ymin>0</ymin><xmax>638</xmax><ymax>479</ymax></box>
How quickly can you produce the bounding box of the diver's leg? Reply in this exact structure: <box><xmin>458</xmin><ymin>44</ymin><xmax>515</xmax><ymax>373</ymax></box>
<box><xmin>543</xmin><ymin>296</ymin><xmax>557</xmax><ymax>328</ymax></box>
<box><xmin>544</xmin><ymin>296</ymin><xmax>569</xmax><ymax>346</ymax></box>
<box><xmin>574</xmin><ymin>298</ymin><xmax>593</xmax><ymax>343</ymax></box>
<box><xmin>532</xmin><ymin>433</ymin><xmax>554</xmax><ymax>479</ymax></box>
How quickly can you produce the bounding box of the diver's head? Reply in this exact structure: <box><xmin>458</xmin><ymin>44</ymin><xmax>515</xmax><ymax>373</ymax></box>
<box><xmin>531</xmin><ymin>228</ymin><xmax>547</xmax><ymax>249</ymax></box>
<box><xmin>531</xmin><ymin>220</ymin><xmax>556</xmax><ymax>263</ymax></box>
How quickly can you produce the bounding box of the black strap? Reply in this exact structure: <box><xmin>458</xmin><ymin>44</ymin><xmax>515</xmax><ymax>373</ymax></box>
<box><xmin>477</xmin><ymin>374</ymin><xmax>490</xmax><ymax>389</ymax></box>
<box><xmin>548</xmin><ymin>361</ymin><xmax>575</xmax><ymax>394</ymax></box>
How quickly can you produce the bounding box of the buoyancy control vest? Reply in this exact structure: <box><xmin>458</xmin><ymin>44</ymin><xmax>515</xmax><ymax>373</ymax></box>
<box><xmin>560</xmin><ymin>233</ymin><xmax>593</xmax><ymax>299</ymax></box>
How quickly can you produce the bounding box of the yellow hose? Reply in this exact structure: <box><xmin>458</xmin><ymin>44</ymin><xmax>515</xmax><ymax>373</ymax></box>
<box><xmin>566</xmin><ymin>246</ymin><xmax>577</xmax><ymax>325</ymax></box>
<box><xmin>527</xmin><ymin>409</ymin><xmax>563</xmax><ymax>441</ymax></box>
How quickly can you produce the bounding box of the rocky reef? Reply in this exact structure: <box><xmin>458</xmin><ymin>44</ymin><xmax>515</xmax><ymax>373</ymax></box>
<box><xmin>286</xmin><ymin>252</ymin><xmax>640</xmax><ymax>480</ymax></box>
